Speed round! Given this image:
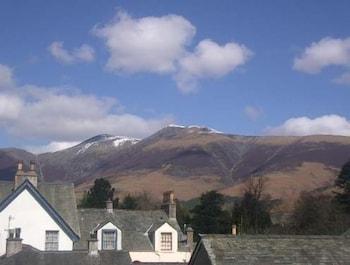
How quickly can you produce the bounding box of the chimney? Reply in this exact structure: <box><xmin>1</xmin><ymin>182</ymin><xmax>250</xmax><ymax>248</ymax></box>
<box><xmin>14</xmin><ymin>161</ymin><xmax>38</xmax><ymax>189</ymax></box>
<box><xmin>232</xmin><ymin>224</ymin><xmax>237</xmax><ymax>236</ymax></box>
<box><xmin>106</xmin><ymin>200</ymin><xmax>113</xmax><ymax>214</ymax></box>
<box><xmin>29</xmin><ymin>160</ymin><xmax>35</xmax><ymax>171</ymax></box>
<box><xmin>88</xmin><ymin>233</ymin><xmax>99</xmax><ymax>256</ymax></box>
<box><xmin>6</xmin><ymin>228</ymin><xmax>22</xmax><ymax>257</ymax></box>
<box><xmin>17</xmin><ymin>161</ymin><xmax>23</xmax><ymax>171</ymax></box>
<box><xmin>186</xmin><ymin>226</ymin><xmax>194</xmax><ymax>251</ymax></box>
<box><xmin>161</xmin><ymin>191</ymin><xmax>176</xmax><ymax>219</ymax></box>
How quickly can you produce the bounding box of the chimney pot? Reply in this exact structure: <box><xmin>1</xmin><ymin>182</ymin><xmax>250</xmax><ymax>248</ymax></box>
<box><xmin>161</xmin><ymin>191</ymin><xmax>176</xmax><ymax>219</ymax></box>
<box><xmin>17</xmin><ymin>161</ymin><xmax>23</xmax><ymax>171</ymax></box>
<box><xmin>106</xmin><ymin>200</ymin><xmax>113</xmax><ymax>214</ymax></box>
<box><xmin>29</xmin><ymin>160</ymin><xmax>35</xmax><ymax>171</ymax></box>
<box><xmin>232</xmin><ymin>224</ymin><xmax>237</xmax><ymax>236</ymax></box>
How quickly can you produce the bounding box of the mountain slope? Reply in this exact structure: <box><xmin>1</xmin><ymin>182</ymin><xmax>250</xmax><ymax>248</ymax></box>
<box><xmin>1</xmin><ymin>126</ymin><xmax>350</xmax><ymax>204</ymax></box>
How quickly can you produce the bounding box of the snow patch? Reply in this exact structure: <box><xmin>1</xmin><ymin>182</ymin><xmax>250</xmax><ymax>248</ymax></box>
<box><xmin>113</xmin><ymin>137</ymin><xmax>139</xmax><ymax>147</ymax></box>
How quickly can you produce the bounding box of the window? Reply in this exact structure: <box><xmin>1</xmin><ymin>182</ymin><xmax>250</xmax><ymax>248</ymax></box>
<box><xmin>45</xmin><ymin>231</ymin><xmax>59</xmax><ymax>251</ymax></box>
<box><xmin>102</xmin><ymin>230</ymin><xmax>116</xmax><ymax>250</ymax></box>
<box><xmin>161</xmin><ymin>232</ymin><xmax>172</xmax><ymax>251</ymax></box>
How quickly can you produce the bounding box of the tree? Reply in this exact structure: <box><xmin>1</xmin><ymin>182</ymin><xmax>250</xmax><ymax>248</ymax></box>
<box><xmin>291</xmin><ymin>192</ymin><xmax>350</xmax><ymax>235</ymax></box>
<box><xmin>191</xmin><ymin>191</ymin><xmax>231</xmax><ymax>235</ymax></box>
<box><xmin>232</xmin><ymin>176</ymin><xmax>272</xmax><ymax>234</ymax></box>
<box><xmin>335</xmin><ymin>161</ymin><xmax>350</xmax><ymax>212</ymax></box>
<box><xmin>176</xmin><ymin>200</ymin><xmax>191</xmax><ymax>232</ymax></box>
<box><xmin>120</xmin><ymin>194</ymin><xmax>138</xmax><ymax>210</ymax></box>
<box><xmin>79</xmin><ymin>178</ymin><xmax>117</xmax><ymax>208</ymax></box>
<box><xmin>119</xmin><ymin>192</ymin><xmax>160</xmax><ymax>210</ymax></box>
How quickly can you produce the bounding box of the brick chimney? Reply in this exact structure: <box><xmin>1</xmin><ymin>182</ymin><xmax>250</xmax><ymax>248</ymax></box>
<box><xmin>161</xmin><ymin>191</ymin><xmax>176</xmax><ymax>219</ymax></box>
<box><xmin>186</xmin><ymin>226</ymin><xmax>194</xmax><ymax>251</ymax></box>
<box><xmin>6</xmin><ymin>228</ymin><xmax>22</xmax><ymax>257</ymax></box>
<box><xmin>106</xmin><ymin>200</ymin><xmax>113</xmax><ymax>214</ymax></box>
<box><xmin>88</xmin><ymin>233</ymin><xmax>99</xmax><ymax>256</ymax></box>
<box><xmin>14</xmin><ymin>160</ymin><xmax>38</xmax><ymax>189</ymax></box>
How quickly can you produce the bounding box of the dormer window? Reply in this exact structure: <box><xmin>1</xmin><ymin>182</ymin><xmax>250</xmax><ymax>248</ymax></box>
<box><xmin>102</xmin><ymin>230</ymin><xmax>116</xmax><ymax>250</ymax></box>
<box><xmin>160</xmin><ymin>232</ymin><xmax>172</xmax><ymax>251</ymax></box>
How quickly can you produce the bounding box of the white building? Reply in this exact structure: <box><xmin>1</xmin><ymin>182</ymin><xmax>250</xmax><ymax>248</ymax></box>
<box><xmin>0</xmin><ymin>161</ymin><xmax>192</xmax><ymax>264</ymax></box>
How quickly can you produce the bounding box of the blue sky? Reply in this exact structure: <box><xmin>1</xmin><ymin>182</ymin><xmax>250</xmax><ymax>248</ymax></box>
<box><xmin>0</xmin><ymin>0</ymin><xmax>350</xmax><ymax>152</ymax></box>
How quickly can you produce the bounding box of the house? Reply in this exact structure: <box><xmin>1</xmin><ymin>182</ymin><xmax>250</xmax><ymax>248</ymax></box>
<box><xmin>0</xmin><ymin>161</ymin><xmax>192</xmax><ymax>264</ymax></box>
<box><xmin>188</xmin><ymin>234</ymin><xmax>350</xmax><ymax>265</ymax></box>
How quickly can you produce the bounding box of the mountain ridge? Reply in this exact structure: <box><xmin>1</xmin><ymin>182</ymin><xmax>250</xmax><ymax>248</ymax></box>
<box><xmin>0</xmin><ymin>126</ymin><xmax>350</xmax><ymax>206</ymax></box>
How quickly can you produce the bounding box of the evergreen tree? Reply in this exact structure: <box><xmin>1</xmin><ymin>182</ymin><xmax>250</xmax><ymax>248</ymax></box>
<box><xmin>120</xmin><ymin>194</ymin><xmax>138</xmax><ymax>210</ymax></box>
<box><xmin>80</xmin><ymin>178</ymin><xmax>116</xmax><ymax>208</ymax></box>
<box><xmin>191</xmin><ymin>191</ymin><xmax>231</xmax><ymax>235</ymax></box>
<box><xmin>335</xmin><ymin>161</ymin><xmax>350</xmax><ymax>212</ymax></box>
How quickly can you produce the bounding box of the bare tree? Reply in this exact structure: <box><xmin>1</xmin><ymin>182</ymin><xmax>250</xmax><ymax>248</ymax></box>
<box><xmin>243</xmin><ymin>175</ymin><xmax>268</xmax><ymax>201</ymax></box>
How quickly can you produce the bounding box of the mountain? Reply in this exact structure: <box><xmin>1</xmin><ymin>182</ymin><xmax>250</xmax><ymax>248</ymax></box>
<box><xmin>1</xmin><ymin>126</ymin><xmax>350</xmax><ymax>207</ymax></box>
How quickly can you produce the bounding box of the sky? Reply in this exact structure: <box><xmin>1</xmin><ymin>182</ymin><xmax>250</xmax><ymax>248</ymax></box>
<box><xmin>0</xmin><ymin>0</ymin><xmax>350</xmax><ymax>153</ymax></box>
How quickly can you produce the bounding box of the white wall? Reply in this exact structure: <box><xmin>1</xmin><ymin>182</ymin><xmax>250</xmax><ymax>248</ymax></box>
<box><xmin>0</xmin><ymin>189</ymin><xmax>73</xmax><ymax>256</ymax></box>
<box><xmin>154</xmin><ymin>223</ymin><xmax>178</xmax><ymax>252</ymax></box>
<box><xmin>97</xmin><ymin>222</ymin><xmax>122</xmax><ymax>250</ymax></box>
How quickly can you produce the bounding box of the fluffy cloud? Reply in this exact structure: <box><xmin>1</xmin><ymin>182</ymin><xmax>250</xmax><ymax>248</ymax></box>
<box><xmin>244</xmin><ymin>105</ymin><xmax>263</xmax><ymax>121</ymax></box>
<box><xmin>94</xmin><ymin>11</ymin><xmax>252</xmax><ymax>92</ymax></box>
<box><xmin>293</xmin><ymin>37</ymin><xmax>350</xmax><ymax>74</ymax></box>
<box><xmin>176</xmin><ymin>39</ymin><xmax>252</xmax><ymax>92</ymax></box>
<box><xmin>48</xmin><ymin>41</ymin><xmax>95</xmax><ymax>64</ymax></box>
<box><xmin>93</xmin><ymin>11</ymin><xmax>195</xmax><ymax>74</ymax></box>
<box><xmin>0</xmin><ymin>64</ymin><xmax>171</xmax><ymax>146</ymax></box>
<box><xmin>0</xmin><ymin>64</ymin><xmax>15</xmax><ymax>88</ymax></box>
<box><xmin>267</xmin><ymin>115</ymin><xmax>350</xmax><ymax>136</ymax></box>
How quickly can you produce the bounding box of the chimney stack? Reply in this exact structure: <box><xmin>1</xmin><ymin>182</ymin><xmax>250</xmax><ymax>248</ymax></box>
<box><xmin>232</xmin><ymin>224</ymin><xmax>237</xmax><ymax>236</ymax></box>
<box><xmin>17</xmin><ymin>161</ymin><xmax>23</xmax><ymax>171</ymax></box>
<box><xmin>88</xmin><ymin>232</ymin><xmax>99</xmax><ymax>256</ymax></box>
<box><xmin>14</xmin><ymin>160</ymin><xmax>38</xmax><ymax>189</ymax></box>
<box><xmin>29</xmin><ymin>160</ymin><xmax>35</xmax><ymax>171</ymax></box>
<box><xmin>161</xmin><ymin>191</ymin><xmax>176</xmax><ymax>219</ymax></box>
<box><xmin>6</xmin><ymin>228</ymin><xmax>22</xmax><ymax>257</ymax></box>
<box><xmin>186</xmin><ymin>226</ymin><xmax>194</xmax><ymax>251</ymax></box>
<box><xmin>106</xmin><ymin>200</ymin><xmax>113</xmax><ymax>214</ymax></box>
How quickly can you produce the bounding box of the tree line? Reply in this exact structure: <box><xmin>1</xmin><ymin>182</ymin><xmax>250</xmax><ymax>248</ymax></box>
<box><xmin>80</xmin><ymin>160</ymin><xmax>350</xmax><ymax>236</ymax></box>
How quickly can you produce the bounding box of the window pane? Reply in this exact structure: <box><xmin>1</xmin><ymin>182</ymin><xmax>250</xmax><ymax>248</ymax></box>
<box><xmin>45</xmin><ymin>231</ymin><xmax>59</xmax><ymax>251</ymax></box>
<box><xmin>102</xmin><ymin>230</ymin><xmax>116</xmax><ymax>250</ymax></box>
<box><xmin>161</xmin><ymin>232</ymin><xmax>172</xmax><ymax>251</ymax></box>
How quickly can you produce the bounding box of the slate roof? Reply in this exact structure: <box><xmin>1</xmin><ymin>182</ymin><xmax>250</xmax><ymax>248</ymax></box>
<box><xmin>0</xmin><ymin>180</ymin><xmax>80</xmax><ymax>237</ymax></box>
<box><xmin>1</xmin><ymin>245</ymin><xmax>132</xmax><ymax>265</ymax></box>
<box><xmin>76</xmin><ymin>209</ymin><xmax>187</xmax><ymax>251</ymax></box>
<box><xmin>189</xmin><ymin>234</ymin><xmax>350</xmax><ymax>265</ymax></box>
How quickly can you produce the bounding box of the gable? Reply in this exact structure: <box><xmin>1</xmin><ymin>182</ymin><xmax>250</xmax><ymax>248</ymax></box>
<box><xmin>0</xmin><ymin>180</ymin><xmax>79</xmax><ymax>241</ymax></box>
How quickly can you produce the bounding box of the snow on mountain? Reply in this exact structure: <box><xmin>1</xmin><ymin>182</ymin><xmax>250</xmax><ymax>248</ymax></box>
<box><xmin>76</xmin><ymin>134</ymin><xmax>139</xmax><ymax>154</ymax></box>
<box><xmin>166</xmin><ymin>124</ymin><xmax>223</xmax><ymax>134</ymax></box>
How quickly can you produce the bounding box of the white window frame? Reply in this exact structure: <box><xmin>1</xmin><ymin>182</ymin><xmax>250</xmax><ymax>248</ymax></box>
<box><xmin>45</xmin><ymin>230</ymin><xmax>59</xmax><ymax>251</ymax></box>
<box><xmin>102</xmin><ymin>229</ymin><xmax>117</xmax><ymax>250</ymax></box>
<box><xmin>160</xmin><ymin>232</ymin><xmax>172</xmax><ymax>251</ymax></box>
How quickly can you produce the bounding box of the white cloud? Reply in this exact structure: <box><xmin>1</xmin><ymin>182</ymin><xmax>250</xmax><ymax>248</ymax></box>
<box><xmin>26</xmin><ymin>141</ymin><xmax>80</xmax><ymax>154</ymax></box>
<box><xmin>0</xmin><ymin>63</ymin><xmax>171</xmax><ymax>145</ymax></box>
<box><xmin>267</xmin><ymin>115</ymin><xmax>350</xmax><ymax>136</ymax></box>
<box><xmin>93</xmin><ymin>11</ymin><xmax>195</xmax><ymax>74</ymax></box>
<box><xmin>176</xmin><ymin>39</ymin><xmax>252</xmax><ymax>92</ymax></box>
<box><xmin>0</xmin><ymin>64</ymin><xmax>15</xmax><ymax>88</ymax></box>
<box><xmin>48</xmin><ymin>41</ymin><xmax>95</xmax><ymax>64</ymax></box>
<box><xmin>94</xmin><ymin>11</ymin><xmax>252</xmax><ymax>92</ymax></box>
<box><xmin>293</xmin><ymin>37</ymin><xmax>350</xmax><ymax>74</ymax></box>
<box><xmin>244</xmin><ymin>105</ymin><xmax>263</xmax><ymax>121</ymax></box>
<box><xmin>333</xmin><ymin>72</ymin><xmax>350</xmax><ymax>85</ymax></box>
